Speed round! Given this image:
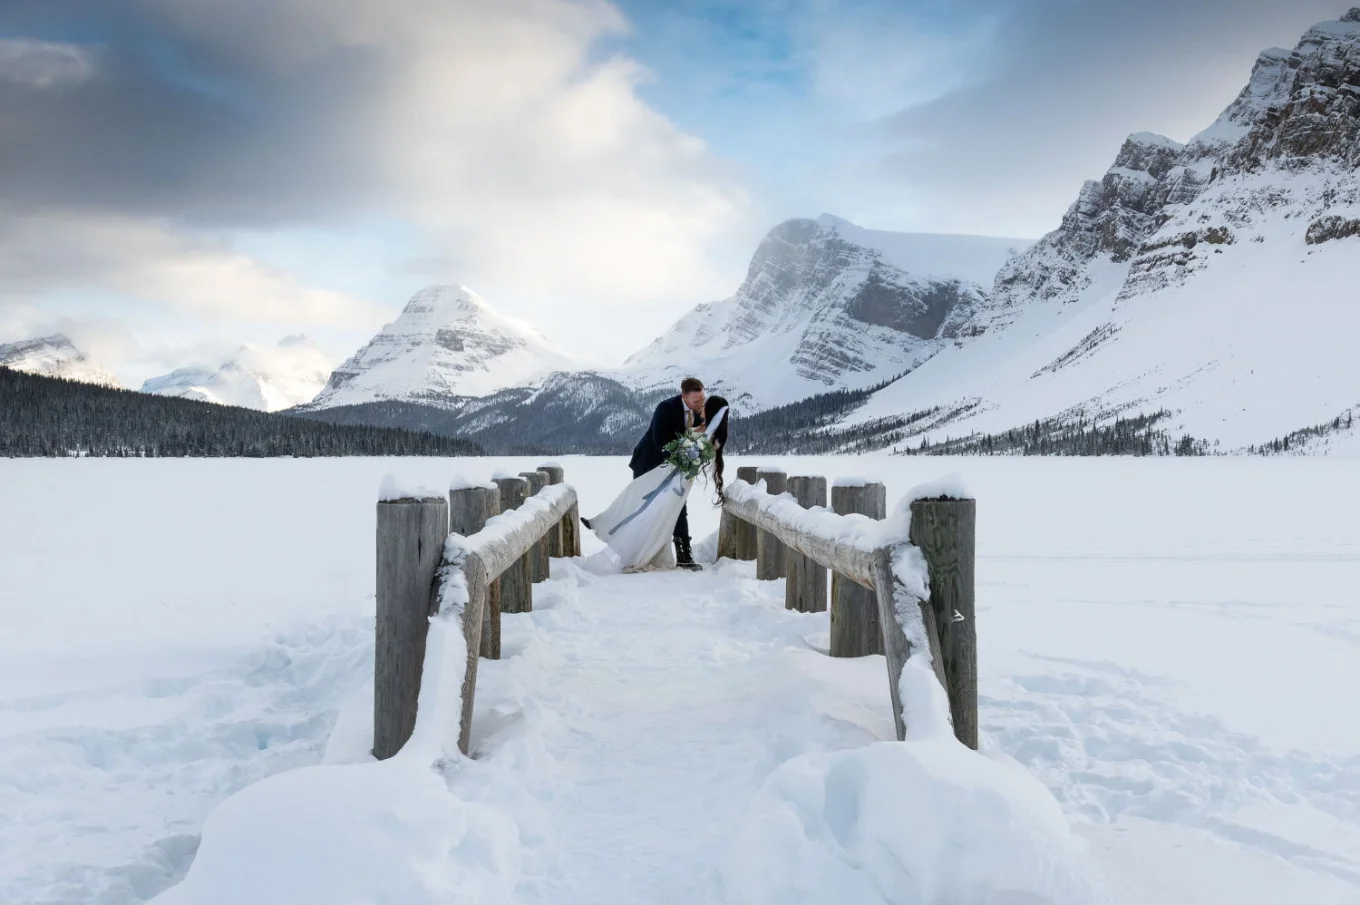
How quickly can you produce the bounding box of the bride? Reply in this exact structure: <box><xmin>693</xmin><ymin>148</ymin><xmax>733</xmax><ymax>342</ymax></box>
<box><xmin>583</xmin><ymin>395</ymin><xmax>730</xmax><ymax>571</ymax></box>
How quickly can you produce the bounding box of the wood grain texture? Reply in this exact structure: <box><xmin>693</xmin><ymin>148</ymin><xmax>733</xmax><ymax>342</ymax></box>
<box><xmin>785</xmin><ymin>476</ymin><xmax>828</xmax><ymax>613</ymax></box>
<box><xmin>829</xmin><ymin>482</ymin><xmax>886</xmax><ymax>657</ymax></box>
<box><xmin>450</xmin><ymin>486</ymin><xmax>501</xmax><ymax>660</ymax></box>
<box><xmin>871</xmin><ymin>545</ymin><xmax>949</xmax><ymax>743</ymax></box>
<box><xmin>439</xmin><ymin>484</ymin><xmax>576</xmax><ymax>756</ymax></box>
<box><xmin>453</xmin><ymin>553</ymin><xmax>488</xmax><ymax>756</ymax></box>
<box><xmin>537</xmin><ymin>465</ymin><xmax>567</xmax><ymax>558</ymax></box>
<box><xmin>564</xmin><ymin>500</ymin><xmax>581</xmax><ymax>556</ymax></box>
<box><xmin>731</xmin><ymin>466</ymin><xmax>759</xmax><ymax>560</ymax></box>
<box><xmin>374</xmin><ymin>497</ymin><xmax>447</xmax><ymax>760</ymax></box>
<box><xmin>464</xmin><ymin>484</ymin><xmax>578</xmax><ymax>582</ymax></box>
<box><xmin>754</xmin><ymin>469</ymin><xmax>789</xmax><ymax>580</ymax></box>
<box><xmin>909</xmin><ymin>498</ymin><xmax>978</xmax><ymax>749</ymax></box>
<box><xmin>518</xmin><ymin>472</ymin><xmax>551</xmax><ymax>582</ymax></box>
<box><xmin>492</xmin><ymin>477</ymin><xmax>532</xmax><ymax>614</ymax></box>
<box><xmin>718</xmin><ymin>466</ymin><xmax>759</xmax><ymax>561</ymax></box>
<box><xmin>722</xmin><ymin>488</ymin><xmax>876</xmax><ymax>589</ymax></box>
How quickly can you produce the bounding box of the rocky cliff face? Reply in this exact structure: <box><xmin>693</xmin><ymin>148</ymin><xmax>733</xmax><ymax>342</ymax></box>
<box><xmin>987</xmin><ymin>132</ymin><xmax>1186</xmax><ymax>324</ymax></box>
<box><xmin>0</xmin><ymin>334</ymin><xmax>122</xmax><ymax>389</ymax></box>
<box><xmin>825</xmin><ymin>9</ymin><xmax>1360</xmax><ymax>454</ymax></box>
<box><xmin>307</xmin><ymin>284</ymin><xmax>578</xmax><ymax>410</ymax></box>
<box><xmin>623</xmin><ymin>215</ymin><xmax>1002</xmax><ymax>409</ymax></box>
<box><xmin>982</xmin><ymin>10</ymin><xmax>1360</xmax><ymax>329</ymax></box>
<box><xmin>1218</xmin><ymin>12</ymin><xmax>1360</xmax><ymax>172</ymax></box>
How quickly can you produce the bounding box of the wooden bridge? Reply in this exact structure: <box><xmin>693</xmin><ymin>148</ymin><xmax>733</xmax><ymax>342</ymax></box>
<box><xmin>373</xmin><ymin>464</ymin><xmax>977</xmax><ymax>762</ymax></box>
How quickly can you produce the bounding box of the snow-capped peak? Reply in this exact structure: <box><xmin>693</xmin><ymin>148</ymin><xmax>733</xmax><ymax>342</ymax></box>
<box><xmin>398</xmin><ymin>284</ymin><xmax>493</xmax><ymax>322</ymax></box>
<box><xmin>140</xmin><ymin>336</ymin><xmax>334</xmax><ymax>412</ymax></box>
<box><xmin>621</xmin><ymin>215</ymin><xmax>1029</xmax><ymax>409</ymax></box>
<box><xmin>1188</xmin><ymin>46</ymin><xmax>1296</xmax><ymax>149</ymax></box>
<box><xmin>306</xmin><ymin>283</ymin><xmax>580</xmax><ymax>410</ymax></box>
<box><xmin>0</xmin><ymin>333</ymin><xmax>123</xmax><ymax>389</ymax></box>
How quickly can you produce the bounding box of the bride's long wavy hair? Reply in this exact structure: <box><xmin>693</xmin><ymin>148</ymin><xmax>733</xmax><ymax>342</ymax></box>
<box><xmin>705</xmin><ymin>395</ymin><xmax>730</xmax><ymax>503</ymax></box>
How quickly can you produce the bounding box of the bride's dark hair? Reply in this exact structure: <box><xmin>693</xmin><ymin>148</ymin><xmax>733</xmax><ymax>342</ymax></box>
<box><xmin>704</xmin><ymin>395</ymin><xmax>730</xmax><ymax>502</ymax></box>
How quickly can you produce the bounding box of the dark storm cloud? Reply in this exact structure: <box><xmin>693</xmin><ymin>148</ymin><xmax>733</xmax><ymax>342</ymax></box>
<box><xmin>0</xmin><ymin>1</ymin><xmax>394</xmax><ymax>226</ymax></box>
<box><xmin>875</xmin><ymin>0</ymin><xmax>1346</xmax><ymax>234</ymax></box>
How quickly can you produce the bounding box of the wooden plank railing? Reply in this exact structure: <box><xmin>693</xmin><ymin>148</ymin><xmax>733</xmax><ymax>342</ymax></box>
<box><xmin>718</xmin><ymin>475</ymin><xmax>977</xmax><ymax>747</ymax></box>
<box><xmin>374</xmin><ymin>472</ymin><xmax>579</xmax><ymax>761</ymax></box>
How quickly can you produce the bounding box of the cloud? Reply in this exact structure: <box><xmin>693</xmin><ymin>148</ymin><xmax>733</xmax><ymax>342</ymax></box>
<box><xmin>0</xmin><ymin>211</ymin><xmax>385</xmax><ymax>328</ymax></box>
<box><xmin>0</xmin><ymin>0</ymin><xmax>752</xmax><ymax>359</ymax></box>
<box><xmin>0</xmin><ymin>38</ymin><xmax>95</xmax><ymax>88</ymax></box>
<box><xmin>868</xmin><ymin>0</ymin><xmax>1347</xmax><ymax>236</ymax></box>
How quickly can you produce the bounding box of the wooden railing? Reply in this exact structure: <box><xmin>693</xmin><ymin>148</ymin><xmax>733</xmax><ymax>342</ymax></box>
<box><xmin>718</xmin><ymin>470</ymin><xmax>978</xmax><ymax>747</ymax></box>
<box><xmin>374</xmin><ymin>463</ymin><xmax>976</xmax><ymax>759</ymax></box>
<box><xmin>373</xmin><ymin>466</ymin><xmax>581</xmax><ymax>760</ymax></box>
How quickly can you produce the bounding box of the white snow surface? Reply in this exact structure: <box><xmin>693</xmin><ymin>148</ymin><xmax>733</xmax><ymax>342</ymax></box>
<box><xmin>140</xmin><ymin>336</ymin><xmax>334</xmax><ymax>412</ymax></box>
<box><xmin>0</xmin><ymin>333</ymin><xmax>123</xmax><ymax>389</ymax></box>
<box><xmin>906</xmin><ymin>472</ymin><xmax>972</xmax><ymax>501</ymax></box>
<box><xmin>308</xmin><ymin>284</ymin><xmax>579</xmax><ymax>410</ymax></box>
<box><xmin>3</xmin><ymin>456</ymin><xmax>1359</xmax><ymax>905</ymax></box>
<box><xmin>448</xmin><ymin>473</ymin><xmax>500</xmax><ymax>492</ymax></box>
<box><xmin>378</xmin><ymin>474</ymin><xmax>445</xmax><ymax>502</ymax></box>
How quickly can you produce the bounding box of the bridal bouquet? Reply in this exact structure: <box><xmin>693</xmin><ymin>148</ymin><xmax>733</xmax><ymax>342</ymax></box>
<box><xmin>663</xmin><ymin>430</ymin><xmax>717</xmax><ymax>480</ymax></box>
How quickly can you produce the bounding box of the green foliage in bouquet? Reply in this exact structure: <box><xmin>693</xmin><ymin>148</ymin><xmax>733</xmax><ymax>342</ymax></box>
<box><xmin>663</xmin><ymin>431</ymin><xmax>717</xmax><ymax>480</ymax></box>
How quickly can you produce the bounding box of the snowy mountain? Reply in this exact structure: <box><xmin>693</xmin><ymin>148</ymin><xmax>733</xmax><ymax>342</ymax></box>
<box><xmin>305</xmin><ymin>285</ymin><xmax>579</xmax><ymax>411</ymax></box>
<box><xmin>622</xmin><ymin>214</ymin><xmax>1031</xmax><ymax>409</ymax></box>
<box><xmin>825</xmin><ymin>9</ymin><xmax>1360</xmax><ymax>454</ymax></box>
<box><xmin>0</xmin><ymin>334</ymin><xmax>122</xmax><ymax>389</ymax></box>
<box><xmin>298</xmin><ymin>10</ymin><xmax>1360</xmax><ymax>456</ymax></box>
<box><xmin>141</xmin><ymin>336</ymin><xmax>335</xmax><ymax>412</ymax></box>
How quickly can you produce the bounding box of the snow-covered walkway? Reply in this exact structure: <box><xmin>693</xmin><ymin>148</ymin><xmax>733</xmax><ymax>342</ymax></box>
<box><xmin>466</xmin><ymin>561</ymin><xmax>890</xmax><ymax>903</ymax></box>
<box><xmin>5</xmin><ymin>457</ymin><xmax>1360</xmax><ymax>905</ymax></box>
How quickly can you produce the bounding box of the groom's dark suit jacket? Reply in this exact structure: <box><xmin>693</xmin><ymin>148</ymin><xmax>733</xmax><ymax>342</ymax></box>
<box><xmin>628</xmin><ymin>395</ymin><xmax>695</xmax><ymax>477</ymax></box>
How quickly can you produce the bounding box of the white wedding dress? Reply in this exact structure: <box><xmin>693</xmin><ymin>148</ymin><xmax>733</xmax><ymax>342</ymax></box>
<box><xmin>585</xmin><ymin>406</ymin><xmax>727</xmax><ymax>570</ymax></box>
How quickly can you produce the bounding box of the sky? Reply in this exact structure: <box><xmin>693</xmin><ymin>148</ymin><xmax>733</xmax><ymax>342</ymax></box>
<box><xmin>0</xmin><ymin>0</ymin><xmax>1347</xmax><ymax>386</ymax></box>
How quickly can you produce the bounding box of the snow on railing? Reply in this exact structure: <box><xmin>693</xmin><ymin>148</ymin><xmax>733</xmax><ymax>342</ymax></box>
<box><xmin>374</xmin><ymin>467</ymin><xmax>580</xmax><ymax>762</ymax></box>
<box><xmin>718</xmin><ymin>470</ymin><xmax>977</xmax><ymax>748</ymax></box>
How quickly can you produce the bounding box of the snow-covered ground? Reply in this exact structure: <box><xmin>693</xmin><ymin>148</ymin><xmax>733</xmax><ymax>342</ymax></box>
<box><xmin>2</xmin><ymin>456</ymin><xmax>1357</xmax><ymax>904</ymax></box>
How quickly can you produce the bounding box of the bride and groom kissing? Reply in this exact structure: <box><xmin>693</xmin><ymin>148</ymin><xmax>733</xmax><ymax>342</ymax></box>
<box><xmin>582</xmin><ymin>377</ymin><xmax>730</xmax><ymax>572</ymax></box>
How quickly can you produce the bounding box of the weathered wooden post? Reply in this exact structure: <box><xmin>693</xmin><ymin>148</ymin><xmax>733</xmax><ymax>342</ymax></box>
<box><xmin>785</xmin><ymin>476</ymin><xmax>828</xmax><ymax>613</ymax></box>
<box><xmin>717</xmin><ymin>465</ymin><xmax>758</xmax><ymax>561</ymax></box>
<box><xmin>565</xmin><ymin>493</ymin><xmax>582</xmax><ymax>556</ymax></box>
<box><xmin>755</xmin><ymin>468</ymin><xmax>788</xmax><ymax>580</ymax></box>
<box><xmin>450</xmin><ymin>484</ymin><xmax>502</xmax><ymax>660</ymax></box>
<box><xmin>830</xmin><ymin>481</ymin><xmax>886</xmax><ymax>657</ymax></box>
<box><xmin>537</xmin><ymin>464</ymin><xmax>566</xmax><ymax>558</ymax></box>
<box><xmin>518</xmin><ymin>471</ymin><xmax>550</xmax><ymax>581</ymax></box>
<box><xmin>493</xmin><ymin>476</ymin><xmax>532</xmax><ymax>613</ymax></box>
<box><xmin>909</xmin><ymin>496</ymin><xmax>978</xmax><ymax>749</ymax></box>
<box><xmin>374</xmin><ymin>492</ymin><xmax>448</xmax><ymax>760</ymax></box>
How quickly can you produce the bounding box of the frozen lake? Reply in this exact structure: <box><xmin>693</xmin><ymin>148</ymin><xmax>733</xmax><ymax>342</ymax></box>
<box><xmin>2</xmin><ymin>456</ymin><xmax>1358</xmax><ymax>903</ymax></box>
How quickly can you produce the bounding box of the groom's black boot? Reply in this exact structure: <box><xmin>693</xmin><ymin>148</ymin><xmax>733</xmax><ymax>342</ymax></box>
<box><xmin>674</xmin><ymin>536</ymin><xmax>702</xmax><ymax>571</ymax></box>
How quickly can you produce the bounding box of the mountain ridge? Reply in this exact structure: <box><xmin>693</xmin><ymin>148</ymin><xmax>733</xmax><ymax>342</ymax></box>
<box><xmin>305</xmin><ymin>284</ymin><xmax>580</xmax><ymax>411</ymax></box>
<box><xmin>0</xmin><ymin>334</ymin><xmax>123</xmax><ymax>390</ymax></box>
<box><xmin>142</xmin><ymin>336</ymin><xmax>334</xmax><ymax>412</ymax></box>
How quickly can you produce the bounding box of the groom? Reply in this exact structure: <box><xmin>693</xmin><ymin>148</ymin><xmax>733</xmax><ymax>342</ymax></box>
<box><xmin>629</xmin><ymin>376</ymin><xmax>706</xmax><ymax>570</ymax></box>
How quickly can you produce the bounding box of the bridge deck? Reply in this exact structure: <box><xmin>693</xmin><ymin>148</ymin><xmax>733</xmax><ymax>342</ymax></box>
<box><xmin>467</xmin><ymin>558</ymin><xmax>895</xmax><ymax>904</ymax></box>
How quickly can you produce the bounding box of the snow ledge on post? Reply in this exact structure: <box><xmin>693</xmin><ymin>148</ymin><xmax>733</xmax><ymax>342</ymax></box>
<box><xmin>378</xmin><ymin>474</ymin><xmax>446</xmax><ymax>502</ymax></box>
<box><xmin>832</xmin><ymin>475</ymin><xmax>882</xmax><ymax>488</ymax></box>
<box><xmin>905</xmin><ymin>472</ymin><xmax>972</xmax><ymax>502</ymax></box>
<box><xmin>449</xmin><ymin>474</ymin><xmax>499</xmax><ymax>492</ymax></box>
